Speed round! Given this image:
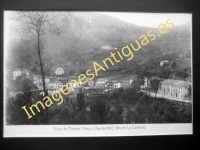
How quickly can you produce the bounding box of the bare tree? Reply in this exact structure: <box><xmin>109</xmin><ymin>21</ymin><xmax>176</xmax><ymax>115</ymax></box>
<box><xmin>13</xmin><ymin>11</ymin><xmax>61</xmax><ymax>95</ymax></box>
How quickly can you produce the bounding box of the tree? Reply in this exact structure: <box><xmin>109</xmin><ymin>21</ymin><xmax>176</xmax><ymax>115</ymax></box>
<box><xmin>150</xmin><ymin>78</ymin><xmax>160</xmax><ymax>100</ymax></box>
<box><xmin>187</xmin><ymin>85</ymin><xmax>192</xmax><ymax>99</ymax></box>
<box><xmin>13</xmin><ymin>12</ymin><xmax>61</xmax><ymax>95</ymax></box>
<box><xmin>139</xmin><ymin>75</ymin><xmax>145</xmax><ymax>88</ymax></box>
<box><xmin>131</xmin><ymin>79</ymin><xmax>140</xmax><ymax>91</ymax></box>
<box><xmin>90</xmin><ymin>97</ymin><xmax>109</xmax><ymax>124</ymax></box>
<box><xmin>77</xmin><ymin>92</ymin><xmax>86</xmax><ymax>111</ymax></box>
<box><xmin>14</xmin><ymin>75</ymin><xmax>37</xmax><ymax>92</ymax></box>
<box><xmin>171</xmin><ymin>61</ymin><xmax>176</xmax><ymax>70</ymax></box>
<box><xmin>159</xmin><ymin>66</ymin><xmax>172</xmax><ymax>79</ymax></box>
<box><xmin>6</xmin><ymin>75</ymin><xmax>47</xmax><ymax>125</ymax></box>
<box><xmin>134</xmin><ymin>64</ymin><xmax>145</xmax><ymax>90</ymax></box>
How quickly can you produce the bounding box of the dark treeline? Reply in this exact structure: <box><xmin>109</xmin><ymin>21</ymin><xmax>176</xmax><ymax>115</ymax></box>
<box><xmin>6</xmin><ymin>86</ymin><xmax>192</xmax><ymax>125</ymax></box>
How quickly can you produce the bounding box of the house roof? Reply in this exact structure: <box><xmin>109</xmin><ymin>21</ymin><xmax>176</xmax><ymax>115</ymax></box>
<box><xmin>58</xmin><ymin>80</ymin><xmax>67</xmax><ymax>84</ymax></box>
<box><xmin>48</xmin><ymin>81</ymin><xmax>63</xmax><ymax>84</ymax></box>
<box><xmin>57</xmin><ymin>77</ymin><xmax>68</xmax><ymax>80</ymax></box>
<box><xmin>120</xmin><ymin>78</ymin><xmax>131</xmax><ymax>81</ymax></box>
<box><xmin>96</xmin><ymin>78</ymin><xmax>108</xmax><ymax>81</ymax></box>
<box><xmin>55</xmin><ymin>67</ymin><xmax>64</xmax><ymax>70</ymax></box>
<box><xmin>160</xmin><ymin>79</ymin><xmax>191</xmax><ymax>87</ymax></box>
<box><xmin>106</xmin><ymin>79</ymin><xmax>121</xmax><ymax>84</ymax></box>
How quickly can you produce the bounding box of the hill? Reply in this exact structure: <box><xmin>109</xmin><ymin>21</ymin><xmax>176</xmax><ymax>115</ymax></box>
<box><xmin>7</xmin><ymin>12</ymin><xmax>191</xmax><ymax>78</ymax></box>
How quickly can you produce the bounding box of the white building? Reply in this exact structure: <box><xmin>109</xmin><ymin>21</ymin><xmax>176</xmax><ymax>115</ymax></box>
<box><xmin>120</xmin><ymin>78</ymin><xmax>133</xmax><ymax>89</ymax></box>
<box><xmin>54</xmin><ymin>67</ymin><xmax>64</xmax><ymax>75</ymax></box>
<box><xmin>158</xmin><ymin>79</ymin><xmax>191</xmax><ymax>100</ymax></box>
<box><xmin>66</xmin><ymin>76</ymin><xmax>83</xmax><ymax>90</ymax></box>
<box><xmin>160</xmin><ymin>60</ymin><xmax>169</xmax><ymax>67</ymax></box>
<box><xmin>95</xmin><ymin>78</ymin><xmax>110</xmax><ymax>86</ymax></box>
<box><xmin>32</xmin><ymin>75</ymin><xmax>50</xmax><ymax>89</ymax></box>
<box><xmin>13</xmin><ymin>69</ymin><xmax>30</xmax><ymax>80</ymax></box>
<box><xmin>46</xmin><ymin>81</ymin><xmax>63</xmax><ymax>95</ymax></box>
<box><xmin>105</xmin><ymin>79</ymin><xmax>121</xmax><ymax>90</ymax></box>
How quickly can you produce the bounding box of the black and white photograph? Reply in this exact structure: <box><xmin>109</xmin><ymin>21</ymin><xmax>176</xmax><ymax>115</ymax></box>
<box><xmin>3</xmin><ymin>11</ymin><xmax>192</xmax><ymax>137</ymax></box>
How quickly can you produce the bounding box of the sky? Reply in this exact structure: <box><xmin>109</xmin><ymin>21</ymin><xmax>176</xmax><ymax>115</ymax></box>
<box><xmin>99</xmin><ymin>12</ymin><xmax>192</xmax><ymax>27</ymax></box>
<box><xmin>4</xmin><ymin>11</ymin><xmax>192</xmax><ymax>43</ymax></box>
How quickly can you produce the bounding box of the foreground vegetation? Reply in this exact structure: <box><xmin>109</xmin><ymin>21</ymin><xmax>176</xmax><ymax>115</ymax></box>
<box><xmin>6</xmin><ymin>87</ymin><xmax>192</xmax><ymax>125</ymax></box>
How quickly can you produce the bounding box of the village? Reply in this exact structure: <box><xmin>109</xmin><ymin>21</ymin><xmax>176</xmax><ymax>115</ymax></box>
<box><xmin>3</xmin><ymin>11</ymin><xmax>193</xmax><ymax>133</ymax></box>
<box><xmin>9</xmin><ymin>59</ymin><xmax>192</xmax><ymax>103</ymax></box>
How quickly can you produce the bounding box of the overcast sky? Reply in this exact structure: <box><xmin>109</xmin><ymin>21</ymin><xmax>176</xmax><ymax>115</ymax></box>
<box><xmin>99</xmin><ymin>12</ymin><xmax>192</xmax><ymax>27</ymax></box>
<box><xmin>4</xmin><ymin>11</ymin><xmax>192</xmax><ymax>43</ymax></box>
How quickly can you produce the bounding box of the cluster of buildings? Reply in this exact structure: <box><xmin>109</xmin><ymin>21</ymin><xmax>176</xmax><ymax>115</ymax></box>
<box><xmin>86</xmin><ymin>75</ymin><xmax>136</xmax><ymax>95</ymax></box>
<box><xmin>11</xmin><ymin>68</ymin><xmax>137</xmax><ymax>97</ymax></box>
<box><xmin>11</xmin><ymin>66</ymin><xmax>192</xmax><ymax>100</ymax></box>
<box><xmin>13</xmin><ymin>69</ymin><xmax>30</xmax><ymax>80</ymax></box>
<box><xmin>12</xmin><ymin>66</ymin><xmax>65</xmax><ymax>81</ymax></box>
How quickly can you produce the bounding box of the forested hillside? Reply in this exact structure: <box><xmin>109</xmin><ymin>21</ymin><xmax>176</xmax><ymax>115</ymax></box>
<box><xmin>6</xmin><ymin>12</ymin><xmax>191</xmax><ymax>78</ymax></box>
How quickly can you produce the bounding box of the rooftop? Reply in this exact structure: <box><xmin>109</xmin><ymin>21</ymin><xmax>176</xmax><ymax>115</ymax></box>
<box><xmin>87</xmin><ymin>86</ymin><xmax>105</xmax><ymax>90</ymax></box>
<box><xmin>96</xmin><ymin>78</ymin><xmax>109</xmax><ymax>81</ymax></box>
<box><xmin>48</xmin><ymin>81</ymin><xmax>63</xmax><ymax>84</ymax></box>
<box><xmin>106</xmin><ymin>79</ymin><xmax>121</xmax><ymax>84</ymax></box>
<box><xmin>160</xmin><ymin>79</ymin><xmax>191</xmax><ymax>87</ymax></box>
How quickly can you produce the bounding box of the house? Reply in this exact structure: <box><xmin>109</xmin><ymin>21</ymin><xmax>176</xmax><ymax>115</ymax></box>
<box><xmin>33</xmin><ymin>75</ymin><xmax>42</xmax><ymax>85</ymax></box>
<box><xmin>140</xmin><ymin>76</ymin><xmax>162</xmax><ymax>89</ymax></box>
<box><xmin>67</xmin><ymin>75</ymin><xmax>82</xmax><ymax>88</ymax></box>
<box><xmin>105</xmin><ymin>79</ymin><xmax>121</xmax><ymax>91</ymax></box>
<box><xmin>95</xmin><ymin>78</ymin><xmax>110</xmax><ymax>86</ymax></box>
<box><xmin>45</xmin><ymin>77</ymin><xmax>50</xmax><ymax>83</ymax></box>
<box><xmin>100</xmin><ymin>45</ymin><xmax>113</xmax><ymax>50</ymax></box>
<box><xmin>140</xmin><ymin>77</ymin><xmax>149</xmax><ymax>89</ymax></box>
<box><xmin>46</xmin><ymin>80</ymin><xmax>63</xmax><ymax>95</ymax></box>
<box><xmin>13</xmin><ymin>69</ymin><xmax>22</xmax><ymax>80</ymax></box>
<box><xmin>120</xmin><ymin>78</ymin><xmax>133</xmax><ymax>89</ymax></box>
<box><xmin>87</xmin><ymin>79</ymin><xmax>95</xmax><ymax>87</ymax></box>
<box><xmin>37</xmin><ymin>83</ymin><xmax>43</xmax><ymax>90</ymax></box>
<box><xmin>158</xmin><ymin>79</ymin><xmax>191</xmax><ymax>100</ymax></box>
<box><xmin>54</xmin><ymin>67</ymin><xmax>64</xmax><ymax>75</ymax></box>
<box><xmin>58</xmin><ymin>77</ymin><xmax>69</xmax><ymax>85</ymax></box>
<box><xmin>13</xmin><ymin>69</ymin><xmax>30</xmax><ymax>80</ymax></box>
<box><xmin>32</xmin><ymin>75</ymin><xmax>51</xmax><ymax>90</ymax></box>
<box><xmin>160</xmin><ymin>60</ymin><xmax>169</xmax><ymax>67</ymax></box>
<box><xmin>47</xmin><ymin>81</ymin><xmax>63</xmax><ymax>90</ymax></box>
<box><xmin>32</xmin><ymin>75</ymin><xmax>50</xmax><ymax>87</ymax></box>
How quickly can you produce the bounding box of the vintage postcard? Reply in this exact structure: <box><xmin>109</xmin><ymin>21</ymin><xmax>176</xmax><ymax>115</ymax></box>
<box><xmin>3</xmin><ymin>11</ymin><xmax>192</xmax><ymax>137</ymax></box>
